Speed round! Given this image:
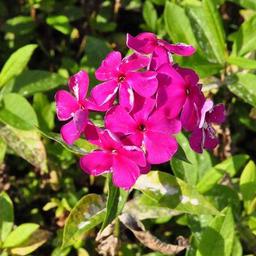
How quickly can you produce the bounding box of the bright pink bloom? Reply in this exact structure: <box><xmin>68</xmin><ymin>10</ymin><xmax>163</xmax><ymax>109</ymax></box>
<box><xmin>175</xmin><ymin>66</ymin><xmax>205</xmax><ymax>131</ymax></box>
<box><xmin>156</xmin><ymin>64</ymin><xmax>187</xmax><ymax>119</ymax></box>
<box><xmin>80</xmin><ymin>130</ymin><xmax>146</xmax><ymax>190</ymax></box>
<box><xmin>105</xmin><ymin>96</ymin><xmax>181</xmax><ymax>164</ymax></box>
<box><xmin>189</xmin><ymin>100</ymin><xmax>226</xmax><ymax>153</ymax></box>
<box><xmin>91</xmin><ymin>51</ymin><xmax>158</xmax><ymax>111</ymax></box>
<box><xmin>127</xmin><ymin>33</ymin><xmax>196</xmax><ymax>69</ymax></box>
<box><xmin>55</xmin><ymin>71</ymin><xmax>90</xmax><ymax>144</ymax></box>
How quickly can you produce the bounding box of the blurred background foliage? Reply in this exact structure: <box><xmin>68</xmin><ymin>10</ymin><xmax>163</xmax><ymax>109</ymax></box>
<box><xmin>0</xmin><ymin>0</ymin><xmax>256</xmax><ymax>255</ymax></box>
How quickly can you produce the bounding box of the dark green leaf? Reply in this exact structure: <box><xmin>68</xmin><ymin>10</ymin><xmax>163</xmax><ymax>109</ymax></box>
<box><xmin>197</xmin><ymin>207</ymin><xmax>234</xmax><ymax>256</ymax></box>
<box><xmin>0</xmin><ymin>192</ymin><xmax>14</xmax><ymax>243</ymax></box>
<box><xmin>101</xmin><ymin>175</ymin><xmax>129</xmax><ymax>231</ymax></box>
<box><xmin>197</xmin><ymin>154</ymin><xmax>249</xmax><ymax>193</ymax></box>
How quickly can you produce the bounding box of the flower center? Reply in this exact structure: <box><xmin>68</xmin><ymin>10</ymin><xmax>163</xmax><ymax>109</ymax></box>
<box><xmin>138</xmin><ymin>123</ymin><xmax>146</xmax><ymax>132</ymax></box>
<box><xmin>186</xmin><ymin>88</ymin><xmax>190</xmax><ymax>96</ymax></box>
<box><xmin>118</xmin><ymin>74</ymin><xmax>126</xmax><ymax>83</ymax></box>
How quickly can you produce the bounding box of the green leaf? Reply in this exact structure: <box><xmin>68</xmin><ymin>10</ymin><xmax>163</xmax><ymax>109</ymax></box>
<box><xmin>0</xmin><ymin>192</ymin><xmax>14</xmax><ymax>243</ymax></box>
<box><xmin>3</xmin><ymin>16</ymin><xmax>35</xmax><ymax>36</ymax></box>
<box><xmin>0</xmin><ymin>138</ymin><xmax>7</xmax><ymax>165</ymax></box>
<box><xmin>164</xmin><ymin>2</ymin><xmax>198</xmax><ymax>46</ymax></box>
<box><xmin>196</xmin><ymin>207</ymin><xmax>234</xmax><ymax>256</ymax></box>
<box><xmin>231</xmin><ymin>235</ymin><xmax>243</xmax><ymax>256</ymax></box>
<box><xmin>240</xmin><ymin>161</ymin><xmax>256</xmax><ymax>214</ymax></box>
<box><xmin>185</xmin><ymin>1</ymin><xmax>226</xmax><ymax>64</ymax></box>
<box><xmin>46</xmin><ymin>15</ymin><xmax>71</xmax><ymax>35</ymax></box>
<box><xmin>229</xmin><ymin>0</ymin><xmax>256</xmax><ymax>9</ymax></box>
<box><xmin>227</xmin><ymin>73</ymin><xmax>256</xmax><ymax>107</ymax></box>
<box><xmin>62</xmin><ymin>194</ymin><xmax>105</xmax><ymax>248</ymax></box>
<box><xmin>197</xmin><ymin>154</ymin><xmax>249</xmax><ymax>193</ymax></box>
<box><xmin>39</xmin><ymin>130</ymin><xmax>96</xmax><ymax>155</ymax></box>
<box><xmin>0</xmin><ymin>44</ymin><xmax>37</xmax><ymax>87</ymax></box>
<box><xmin>143</xmin><ymin>1</ymin><xmax>157</xmax><ymax>32</ymax></box>
<box><xmin>171</xmin><ymin>133</ymin><xmax>212</xmax><ymax>186</ymax></box>
<box><xmin>3</xmin><ymin>223</ymin><xmax>39</xmax><ymax>248</ymax></box>
<box><xmin>101</xmin><ymin>175</ymin><xmax>129</xmax><ymax>231</ymax></box>
<box><xmin>124</xmin><ymin>194</ymin><xmax>177</xmax><ymax>220</ymax></box>
<box><xmin>8</xmin><ymin>70</ymin><xmax>66</xmax><ymax>96</ymax></box>
<box><xmin>232</xmin><ymin>14</ymin><xmax>256</xmax><ymax>56</ymax></box>
<box><xmin>10</xmin><ymin>229</ymin><xmax>51</xmax><ymax>256</ymax></box>
<box><xmin>33</xmin><ymin>93</ymin><xmax>55</xmax><ymax>131</ymax></box>
<box><xmin>227</xmin><ymin>56</ymin><xmax>256</xmax><ymax>69</ymax></box>
<box><xmin>0</xmin><ymin>93</ymin><xmax>38</xmax><ymax>130</ymax></box>
<box><xmin>134</xmin><ymin>171</ymin><xmax>219</xmax><ymax>215</ymax></box>
<box><xmin>0</xmin><ymin>125</ymin><xmax>48</xmax><ymax>172</ymax></box>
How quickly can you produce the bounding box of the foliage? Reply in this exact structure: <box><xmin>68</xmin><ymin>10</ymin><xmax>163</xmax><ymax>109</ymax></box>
<box><xmin>0</xmin><ymin>0</ymin><xmax>256</xmax><ymax>255</ymax></box>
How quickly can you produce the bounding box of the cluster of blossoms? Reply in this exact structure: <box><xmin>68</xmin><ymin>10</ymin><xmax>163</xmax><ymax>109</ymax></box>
<box><xmin>55</xmin><ymin>33</ymin><xmax>225</xmax><ymax>190</ymax></box>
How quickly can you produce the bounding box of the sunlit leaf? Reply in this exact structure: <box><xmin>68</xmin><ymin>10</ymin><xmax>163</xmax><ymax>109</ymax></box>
<box><xmin>0</xmin><ymin>44</ymin><xmax>37</xmax><ymax>87</ymax></box>
<box><xmin>62</xmin><ymin>194</ymin><xmax>105</xmax><ymax>248</ymax></box>
<box><xmin>134</xmin><ymin>171</ymin><xmax>219</xmax><ymax>215</ymax></box>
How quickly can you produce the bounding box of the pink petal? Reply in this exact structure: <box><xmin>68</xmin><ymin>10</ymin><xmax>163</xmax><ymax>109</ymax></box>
<box><xmin>159</xmin><ymin>40</ymin><xmax>196</xmax><ymax>56</ymax></box>
<box><xmin>147</xmin><ymin>109</ymin><xmax>181</xmax><ymax>134</ymax></box>
<box><xmin>126</xmin><ymin>33</ymin><xmax>157</xmax><ymax>54</ymax></box>
<box><xmin>207</xmin><ymin>104</ymin><xmax>226</xmax><ymax>124</ymax></box>
<box><xmin>112</xmin><ymin>154</ymin><xmax>140</xmax><ymax>190</ymax></box>
<box><xmin>150</xmin><ymin>46</ymin><xmax>170</xmax><ymax>70</ymax></box>
<box><xmin>181</xmin><ymin>99</ymin><xmax>201</xmax><ymax>131</ymax></box>
<box><xmin>99</xmin><ymin>130</ymin><xmax>122</xmax><ymax>151</ymax></box>
<box><xmin>199</xmin><ymin>100</ymin><xmax>214</xmax><ymax>128</ymax></box>
<box><xmin>68</xmin><ymin>70</ymin><xmax>89</xmax><ymax>103</ymax></box>
<box><xmin>204</xmin><ymin>126</ymin><xmax>219</xmax><ymax>150</ymax></box>
<box><xmin>119</xmin><ymin>81</ymin><xmax>134</xmax><ymax>112</ymax></box>
<box><xmin>140</xmin><ymin>162</ymin><xmax>151</xmax><ymax>174</ymax></box>
<box><xmin>175</xmin><ymin>66</ymin><xmax>199</xmax><ymax>86</ymax></box>
<box><xmin>121</xmin><ymin>146</ymin><xmax>146</xmax><ymax>167</ymax></box>
<box><xmin>73</xmin><ymin>109</ymin><xmax>88</xmax><ymax>132</ymax></box>
<box><xmin>119</xmin><ymin>53</ymin><xmax>149</xmax><ymax>73</ymax></box>
<box><xmin>90</xmin><ymin>80</ymin><xmax>118</xmax><ymax>106</ymax></box>
<box><xmin>60</xmin><ymin>119</ymin><xmax>81</xmax><ymax>144</ymax></box>
<box><xmin>105</xmin><ymin>105</ymin><xmax>137</xmax><ymax>134</ymax></box>
<box><xmin>156</xmin><ymin>64</ymin><xmax>186</xmax><ymax>119</ymax></box>
<box><xmin>80</xmin><ymin>151</ymin><xmax>112</xmax><ymax>176</ymax></box>
<box><xmin>84</xmin><ymin>122</ymin><xmax>102</xmax><ymax>146</ymax></box>
<box><xmin>189</xmin><ymin>128</ymin><xmax>203</xmax><ymax>154</ymax></box>
<box><xmin>132</xmin><ymin>94</ymin><xmax>156</xmax><ymax>122</ymax></box>
<box><xmin>55</xmin><ymin>90</ymin><xmax>79</xmax><ymax>121</ymax></box>
<box><xmin>95</xmin><ymin>51</ymin><xmax>121</xmax><ymax>81</ymax></box>
<box><xmin>86</xmin><ymin>97</ymin><xmax>115</xmax><ymax>112</ymax></box>
<box><xmin>127</xmin><ymin>71</ymin><xmax>158</xmax><ymax>98</ymax></box>
<box><xmin>144</xmin><ymin>131</ymin><xmax>178</xmax><ymax>164</ymax></box>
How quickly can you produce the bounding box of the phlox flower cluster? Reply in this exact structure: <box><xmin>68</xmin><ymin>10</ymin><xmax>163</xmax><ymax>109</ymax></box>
<box><xmin>55</xmin><ymin>32</ymin><xmax>225</xmax><ymax>190</ymax></box>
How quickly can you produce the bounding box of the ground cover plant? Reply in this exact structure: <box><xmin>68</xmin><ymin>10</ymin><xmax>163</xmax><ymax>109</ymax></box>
<box><xmin>0</xmin><ymin>0</ymin><xmax>256</xmax><ymax>255</ymax></box>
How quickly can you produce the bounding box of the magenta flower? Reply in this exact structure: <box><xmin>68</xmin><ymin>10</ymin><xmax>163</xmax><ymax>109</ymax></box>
<box><xmin>127</xmin><ymin>33</ymin><xmax>196</xmax><ymax>69</ymax></box>
<box><xmin>189</xmin><ymin>100</ymin><xmax>226</xmax><ymax>153</ymax></box>
<box><xmin>80</xmin><ymin>129</ymin><xmax>146</xmax><ymax>190</ymax></box>
<box><xmin>175</xmin><ymin>66</ymin><xmax>205</xmax><ymax>131</ymax></box>
<box><xmin>105</xmin><ymin>96</ymin><xmax>181</xmax><ymax>164</ymax></box>
<box><xmin>156</xmin><ymin>64</ymin><xmax>187</xmax><ymax>119</ymax></box>
<box><xmin>55</xmin><ymin>70</ymin><xmax>90</xmax><ymax>144</ymax></box>
<box><xmin>91</xmin><ymin>51</ymin><xmax>158</xmax><ymax>111</ymax></box>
